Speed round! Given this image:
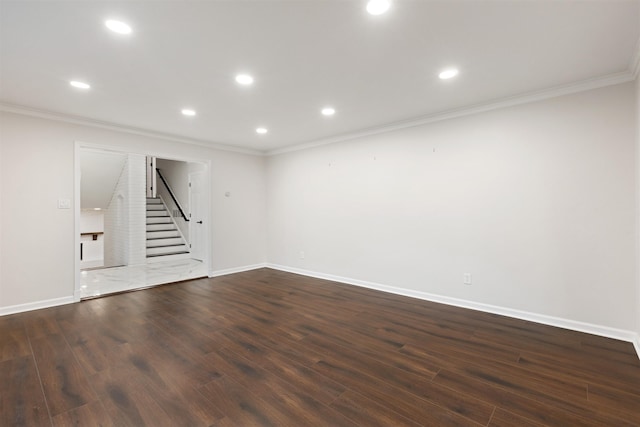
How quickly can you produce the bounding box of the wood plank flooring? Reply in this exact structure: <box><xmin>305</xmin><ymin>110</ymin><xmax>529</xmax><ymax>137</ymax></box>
<box><xmin>2</xmin><ymin>268</ymin><xmax>640</xmax><ymax>426</ymax></box>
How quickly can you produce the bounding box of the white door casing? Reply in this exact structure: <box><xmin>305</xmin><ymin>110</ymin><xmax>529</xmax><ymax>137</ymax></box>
<box><xmin>146</xmin><ymin>156</ymin><xmax>156</xmax><ymax>198</ymax></box>
<box><xmin>189</xmin><ymin>171</ymin><xmax>206</xmax><ymax>262</ymax></box>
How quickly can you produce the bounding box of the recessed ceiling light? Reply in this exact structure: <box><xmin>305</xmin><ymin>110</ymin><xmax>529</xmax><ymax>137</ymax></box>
<box><xmin>439</xmin><ymin>68</ymin><xmax>459</xmax><ymax>80</ymax></box>
<box><xmin>105</xmin><ymin>20</ymin><xmax>132</xmax><ymax>35</ymax></box>
<box><xmin>256</xmin><ymin>127</ymin><xmax>268</xmax><ymax>134</ymax></box>
<box><xmin>69</xmin><ymin>80</ymin><xmax>91</xmax><ymax>89</ymax></box>
<box><xmin>367</xmin><ymin>0</ymin><xmax>391</xmax><ymax>15</ymax></box>
<box><xmin>93</xmin><ymin>208</ymin><xmax>102</xmax><ymax>211</ymax></box>
<box><xmin>181</xmin><ymin>109</ymin><xmax>196</xmax><ymax>116</ymax></box>
<box><xmin>321</xmin><ymin>107</ymin><xmax>336</xmax><ymax>116</ymax></box>
<box><xmin>235</xmin><ymin>74</ymin><xmax>254</xmax><ymax>86</ymax></box>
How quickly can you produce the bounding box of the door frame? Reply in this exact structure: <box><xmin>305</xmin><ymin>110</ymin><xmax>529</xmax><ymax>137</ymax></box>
<box><xmin>188</xmin><ymin>170</ymin><xmax>206</xmax><ymax>262</ymax></box>
<box><xmin>74</xmin><ymin>141</ymin><xmax>212</xmax><ymax>302</ymax></box>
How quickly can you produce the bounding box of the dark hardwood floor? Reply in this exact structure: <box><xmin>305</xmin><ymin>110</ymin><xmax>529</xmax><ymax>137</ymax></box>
<box><xmin>2</xmin><ymin>268</ymin><xmax>640</xmax><ymax>426</ymax></box>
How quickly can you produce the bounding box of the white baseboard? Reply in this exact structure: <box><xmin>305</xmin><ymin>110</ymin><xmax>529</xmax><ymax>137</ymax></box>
<box><xmin>3</xmin><ymin>265</ymin><xmax>638</xmax><ymax>361</ymax></box>
<box><xmin>80</xmin><ymin>260</ymin><xmax>104</xmax><ymax>269</ymax></box>
<box><xmin>0</xmin><ymin>296</ymin><xmax>75</xmax><ymax>317</ymax></box>
<box><xmin>267</xmin><ymin>264</ymin><xmax>640</xmax><ymax>359</ymax></box>
<box><xmin>209</xmin><ymin>263</ymin><xmax>267</xmax><ymax>278</ymax></box>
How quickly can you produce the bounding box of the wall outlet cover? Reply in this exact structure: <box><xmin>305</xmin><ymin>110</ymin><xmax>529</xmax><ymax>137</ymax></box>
<box><xmin>58</xmin><ymin>198</ymin><xmax>71</xmax><ymax>209</ymax></box>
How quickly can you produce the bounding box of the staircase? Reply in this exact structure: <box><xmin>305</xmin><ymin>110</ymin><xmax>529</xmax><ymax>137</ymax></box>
<box><xmin>146</xmin><ymin>197</ymin><xmax>190</xmax><ymax>260</ymax></box>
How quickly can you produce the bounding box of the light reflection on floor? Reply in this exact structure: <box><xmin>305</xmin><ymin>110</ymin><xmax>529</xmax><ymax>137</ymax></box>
<box><xmin>80</xmin><ymin>259</ymin><xmax>207</xmax><ymax>299</ymax></box>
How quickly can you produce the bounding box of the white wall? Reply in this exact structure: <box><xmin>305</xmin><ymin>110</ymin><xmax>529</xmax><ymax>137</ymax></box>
<box><xmin>156</xmin><ymin>158</ymin><xmax>191</xmax><ymax>242</ymax></box>
<box><xmin>0</xmin><ymin>111</ymin><xmax>267</xmax><ymax>310</ymax></box>
<box><xmin>267</xmin><ymin>82</ymin><xmax>636</xmax><ymax>332</ymax></box>
<box><xmin>103</xmin><ymin>153</ymin><xmax>146</xmax><ymax>268</ymax></box>
<box><xmin>80</xmin><ymin>210</ymin><xmax>104</xmax><ymax>233</ymax></box>
<box><xmin>80</xmin><ymin>150</ymin><xmax>126</xmax><ymax>209</ymax></box>
<box><xmin>156</xmin><ymin>158</ymin><xmax>190</xmax><ymax>209</ymax></box>
<box><xmin>103</xmin><ymin>157</ymin><xmax>129</xmax><ymax>267</ymax></box>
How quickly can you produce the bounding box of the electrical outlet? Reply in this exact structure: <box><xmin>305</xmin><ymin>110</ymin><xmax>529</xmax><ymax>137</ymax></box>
<box><xmin>299</xmin><ymin>251</ymin><xmax>305</xmax><ymax>259</ymax></box>
<box><xmin>463</xmin><ymin>273</ymin><xmax>472</xmax><ymax>285</ymax></box>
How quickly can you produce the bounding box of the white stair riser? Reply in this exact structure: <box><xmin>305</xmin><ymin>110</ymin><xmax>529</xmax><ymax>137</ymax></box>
<box><xmin>147</xmin><ymin>245</ymin><xmax>188</xmax><ymax>256</ymax></box>
<box><xmin>147</xmin><ymin>210</ymin><xmax>169</xmax><ymax>217</ymax></box>
<box><xmin>147</xmin><ymin>230</ymin><xmax>180</xmax><ymax>239</ymax></box>
<box><xmin>147</xmin><ymin>217</ymin><xmax>173</xmax><ymax>224</ymax></box>
<box><xmin>146</xmin><ymin>237</ymin><xmax>185</xmax><ymax>248</ymax></box>
<box><xmin>146</xmin><ymin>198</ymin><xmax>162</xmax><ymax>204</ymax></box>
<box><xmin>146</xmin><ymin>224</ymin><xmax>177</xmax><ymax>232</ymax></box>
<box><xmin>146</xmin><ymin>205</ymin><xmax>165</xmax><ymax>211</ymax></box>
<box><xmin>146</xmin><ymin>252</ymin><xmax>191</xmax><ymax>263</ymax></box>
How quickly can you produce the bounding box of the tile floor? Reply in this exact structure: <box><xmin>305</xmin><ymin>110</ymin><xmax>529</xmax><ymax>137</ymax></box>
<box><xmin>79</xmin><ymin>258</ymin><xmax>207</xmax><ymax>299</ymax></box>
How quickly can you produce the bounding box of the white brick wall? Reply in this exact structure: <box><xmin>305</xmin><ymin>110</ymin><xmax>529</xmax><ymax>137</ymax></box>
<box><xmin>127</xmin><ymin>154</ymin><xmax>146</xmax><ymax>265</ymax></box>
<box><xmin>103</xmin><ymin>154</ymin><xmax>146</xmax><ymax>267</ymax></box>
<box><xmin>103</xmin><ymin>161</ymin><xmax>127</xmax><ymax>267</ymax></box>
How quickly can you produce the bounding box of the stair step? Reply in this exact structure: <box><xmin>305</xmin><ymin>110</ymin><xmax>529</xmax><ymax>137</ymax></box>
<box><xmin>146</xmin><ymin>224</ymin><xmax>177</xmax><ymax>232</ymax></box>
<box><xmin>146</xmin><ymin>204</ymin><xmax>166</xmax><ymax>211</ymax></box>
<box><xmin>147</xmin><ymin>245</ymin><xmax>189</xmax><ymax>256</ymax></box>
<box><xmin>146</xmin><ymin>252</ymin><xmax>191</xmax><ymax>262</ymax></box>
<box><xmin>146</xmin><ymin>237</ymin><xmax>184</xmax><ymax>248</ymax></box>
<box><xmin>145</xmin><ymin>199</ymin><xmax>188</xmax><ymax>258</ymax></box>
<box><xmin>146</xmin><ymin>230</ymin><xmax>180</xmax><ymax>239</ymax></box>
<box><xmin>146</xmin><ymin>251</ymin><xmax>190</xmax><ymax>258</ymax></box>
<box><xmin>147</xmin><ymin>217</ymin><xmax>173</xmax><ymax>225</ymax></box>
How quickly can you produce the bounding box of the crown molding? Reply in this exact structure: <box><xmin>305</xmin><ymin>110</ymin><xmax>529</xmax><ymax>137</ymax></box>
<box><xmin>267</xmin><ymin>71</ymin><xmax>634</xmax><ymax>156</ymax></box>
<box><xmin>0</xmin><ymin>102</ymin><xmax>262</xmax><ymax>156</ymax></box>
<box><xmin>1</xmin><ymin>69</ymin><xmax>634</xmax><ymax>159</ymax></box>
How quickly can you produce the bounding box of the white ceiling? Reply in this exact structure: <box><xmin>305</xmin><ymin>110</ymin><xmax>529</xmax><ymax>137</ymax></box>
<box><xmin>1</xmin><ymin>1</ymin><xmax>639</xmax><ymax>153</ymax></box>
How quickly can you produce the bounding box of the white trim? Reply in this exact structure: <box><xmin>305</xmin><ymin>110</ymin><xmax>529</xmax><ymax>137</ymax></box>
<box><xmin>0</xmin><ymin>296</ymin><xmax>75</xmax><ymax>317</ymax></box>
<box><xmin>0</xmin><ymin>102</ymin><xmax>261</xmax><ymax>156</ymax></box>
<box><xmin>267</xmin><ymin>72</ymin><xmax>634</xmax><ymax>156</ymax></box>
<box><xmin>204</xmin><ymin>163</ymin><xmax>213</xmax><ymax>274</ymax></box>
<box><xmin>188</xmin><ymin>170</ymin><xmax>207</xmax><ymax>262</ymax></box>
<box><xmin>1</xmin><ymin>71</ymin><xmax>634</xmax><ymax>159</ymax></box>
<box><xmin>73</xmin><ymin>142</ymin><xmax>82</xmax><ymax>302</ymax></box>
<box><xmin>76</xmin><ymin>141</ymin><xmax>213</xmax><ymax>165</ymax></box>
<box><xmin>267</xmin><ymin>264</ymin><xmax>640</xmax><ymax>359</ymax></box>
<box><xmin>79</xmin><ymin>260</ymin><xmax>104</xmax><ymax>270</ymax></box>
<box><xmin>630</xmin><ymin>35</ymin><xmax>640</xmax><ymax>79</ymax></box>
<box><xmin>209</xmin><ymin>263</ymin><xmax>267</xmax><ymax>278</ymax></box>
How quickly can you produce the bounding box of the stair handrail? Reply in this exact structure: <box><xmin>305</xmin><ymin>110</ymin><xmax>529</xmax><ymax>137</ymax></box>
<box><xmin>155</xmin><ymin>168</ymin><xmax>190</xmax><ymax>222</ymax></box>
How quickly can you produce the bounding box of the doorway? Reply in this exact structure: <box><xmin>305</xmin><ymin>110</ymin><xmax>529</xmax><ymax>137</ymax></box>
<box><xmin>74</xmin><ymin>143</ymin><xmax>211</xmax><ymax>300</ymax></box>
<box><xmin>78</xmin><ymin>149</ymin><xmax>128</xmax><ymax>270</ymax></box>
